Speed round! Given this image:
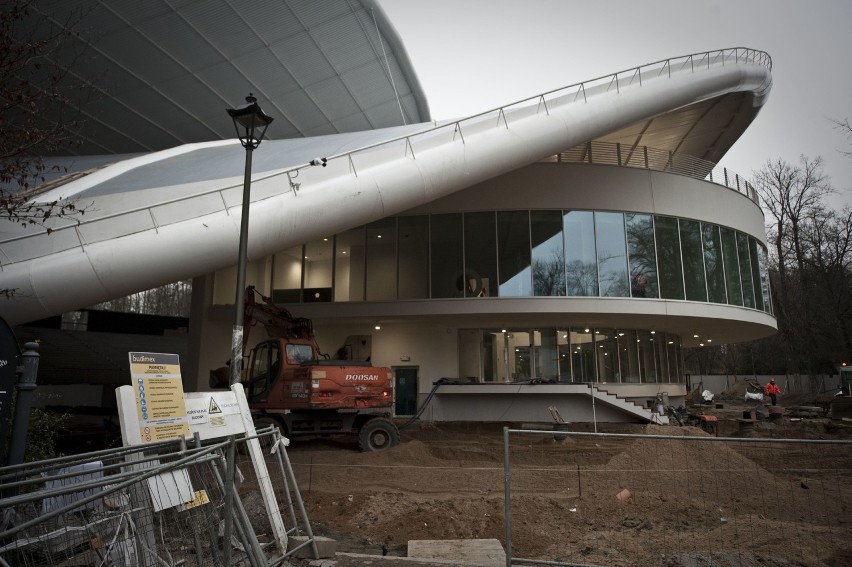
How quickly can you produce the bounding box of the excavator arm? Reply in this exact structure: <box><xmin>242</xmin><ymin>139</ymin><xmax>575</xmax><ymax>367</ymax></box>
<box><xmin>243</xmin><ymin>286</ymin><xmax>314</xmax><ymax>350</ymax></box>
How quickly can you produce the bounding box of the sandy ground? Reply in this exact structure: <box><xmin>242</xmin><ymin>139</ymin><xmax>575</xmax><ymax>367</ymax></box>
<box><xmin>252</xmin><ymin>392</ymin><xmax>852</xmax><ymax>567</ymax></box>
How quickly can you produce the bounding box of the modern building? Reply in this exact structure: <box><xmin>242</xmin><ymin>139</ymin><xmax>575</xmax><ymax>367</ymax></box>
<box><xmin>1</xmin><ymin>1</ymin><xmax>776</xmax><ymax>424</ymax></box>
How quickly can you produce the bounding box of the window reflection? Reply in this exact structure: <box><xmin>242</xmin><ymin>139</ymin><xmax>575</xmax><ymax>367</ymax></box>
<box><xmin>626</xmin><ymin>214</ymin><xmax>658</xmax><ymax>298</ymax></box>
<box><xmin>721</xmin><ymin>227</ymin><xmax>743</xmax><ymax>306</ymax></box>
<box><xmin>564</xmin><ymin>211</ymin><xmax>598</xmax><ymax>296</ymax></box>
<box><xmin>497</xmin><ymin>211</ymin><xmax>532</xmax><ymax>297</ymax></box>
<box><xmin>595</xmin><ymin>212</ymin><xmax>629</xmax><ymax>297</ymax></box>
<box><xmin>737</xmin><ymin>232</ymin><xmax>756</xmax><ymax>308</ymax></box>
<box><xmin>680</xmin><ymin>219</ymin><xmax>707</xmax><ymax>302</ymax></box>
<box><xmin>265</xmin><ymin>209</ymin><xmax>771</xmax><ymax>319</ymax></box>
<box><xmin>655</xmin><ymin>216</ymin><xmax>684</xmax><ymax>300</ymax></box>
<box><xmin>531</xmin><ymin>211</ymin><xmax>566</xmax><ymax>296</ymax></box>
<box><xmin>702</xmin><ymin>224</ymin><xmax>727</xmax><ymax>304</ymax></box>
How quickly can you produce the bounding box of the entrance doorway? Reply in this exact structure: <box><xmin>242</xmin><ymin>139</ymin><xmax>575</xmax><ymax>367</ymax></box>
<box><xmin>394</xmin><ymin>367</ymin><xmax>418</xmax><ymax>416</ymax></box>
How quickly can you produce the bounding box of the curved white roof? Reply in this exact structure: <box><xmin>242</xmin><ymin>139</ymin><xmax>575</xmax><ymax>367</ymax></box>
<box><xmin>0</xmin><ymin>48</ymin><xmax>772</xmax><ymax>325</ymax></box>
<box><xmin>24</xmin><ymin>0</ymin><xmax>429</xmax><ymax>154</ymax></box>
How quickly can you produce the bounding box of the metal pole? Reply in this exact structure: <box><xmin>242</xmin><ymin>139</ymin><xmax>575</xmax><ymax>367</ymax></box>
<box><xmin>7</xmin><ymin>342</ymin><xmax>39</xmax><ymax>468</ymax></box>
<box><xmin>503</xmin><ymin>426</ymin><xmax>512</xmax><ymax>567</ymax></box>
<box><xmin>230</xmin><ymin>146</ymin><xmax>254</xmax><ymax>386</ymax></box>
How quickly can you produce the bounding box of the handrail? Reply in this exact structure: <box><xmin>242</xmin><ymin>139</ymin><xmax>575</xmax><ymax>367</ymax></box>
<box><xmin>0</xmin><ymin>48</ymin><xmax>771</xmax><ymax>262</ymax></box>
<box><xmin>548</xmin><ymin>141</ymin><xmax>760</xmax><ymax>205</ymax></box>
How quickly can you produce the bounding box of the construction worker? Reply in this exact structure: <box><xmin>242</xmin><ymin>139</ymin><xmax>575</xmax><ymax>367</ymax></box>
<box><xmin>765</xmin><ymin>379</ymin><xmax>781</xmax><ymax>406</ymax></box>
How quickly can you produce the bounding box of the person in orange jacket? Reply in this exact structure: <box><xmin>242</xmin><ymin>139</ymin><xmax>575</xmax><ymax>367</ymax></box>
<box><xmin>765</xmin><ymin>379</ymin><xmax>781</xmax><ymax>406</ymax></box>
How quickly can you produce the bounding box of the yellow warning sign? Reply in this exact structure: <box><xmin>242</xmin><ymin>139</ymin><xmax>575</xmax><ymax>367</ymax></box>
<box><xmin>129</xmin><ymin>352</ymin><xmax>190</xmax><ymax>443</ymax></box>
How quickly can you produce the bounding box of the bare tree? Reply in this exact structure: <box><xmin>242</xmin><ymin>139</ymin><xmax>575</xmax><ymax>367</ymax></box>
<box><xmin>832</xmin><ymin>117</ymin><xmax>852</xmax><ymax>158</ymax></box>
<box><xmin>1</xmin><ymin>0</ymin><xmax>96</xmax><ymax>229</ymax></box>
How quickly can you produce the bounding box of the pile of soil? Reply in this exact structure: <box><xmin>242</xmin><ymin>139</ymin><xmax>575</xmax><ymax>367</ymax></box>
<box><xmin>257</xmin><ymin>419</ymin><xmax>852</xmax><ymax>566</ymax></box>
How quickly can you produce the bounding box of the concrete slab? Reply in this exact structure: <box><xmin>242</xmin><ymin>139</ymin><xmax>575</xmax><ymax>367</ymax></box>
<box><xmin>407</xmin><ymin>539</ymin><xmax>505</xmax><ymax>566</ymax></box>
<box><xmin>287</xmin><ymin>535</ymin><xmax>337</xmax><ymax>559</ymax></box>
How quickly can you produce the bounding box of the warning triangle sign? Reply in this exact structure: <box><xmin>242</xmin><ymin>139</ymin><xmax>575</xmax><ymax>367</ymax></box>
<box><xmin>209</xmin><ymin>397</ymin><xmax>222</xmax><ymax>414</ymax></box>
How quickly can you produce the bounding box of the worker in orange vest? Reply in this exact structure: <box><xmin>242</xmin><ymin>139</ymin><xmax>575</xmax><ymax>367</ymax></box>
<box><xmin>765</xmin><ymin>379</ymin><xmax>781</xmax><ymax>406</ymax></box>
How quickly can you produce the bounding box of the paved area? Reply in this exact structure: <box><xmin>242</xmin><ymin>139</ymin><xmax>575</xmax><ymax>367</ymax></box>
<box><xmin>294</xmin><ymin>538</ymin><xmax>506</xmax><ymax>567</ymax></box>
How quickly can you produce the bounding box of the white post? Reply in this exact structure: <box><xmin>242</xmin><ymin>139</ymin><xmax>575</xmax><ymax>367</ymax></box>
<box><xmin>231</xmin><ymin>383</ymin><xmax>289</xmax><ymax>555</ymax></box>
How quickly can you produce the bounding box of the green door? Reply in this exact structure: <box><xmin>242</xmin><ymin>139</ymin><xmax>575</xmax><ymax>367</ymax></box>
<box><xmin>394</xmin><ymin>367</ymin><xmax>418</xmax><ymax>416</ymax></box>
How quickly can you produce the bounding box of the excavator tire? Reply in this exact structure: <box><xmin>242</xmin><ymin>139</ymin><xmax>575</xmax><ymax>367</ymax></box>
<box><xmin>254</xmin><ymin>415</ymin><xmax>288</xmax><ymax>439</ymax></box>
<box><xmin>358</xmin><ymin>418</ymin><xmax>400</xmax><ymax>452</ymax></box>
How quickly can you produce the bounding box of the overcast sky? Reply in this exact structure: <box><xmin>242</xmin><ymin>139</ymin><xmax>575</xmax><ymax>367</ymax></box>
<box><xmin>381</xmin><ymin>0</ymin><xmax>852</xmax><ymax>210</ymax></box>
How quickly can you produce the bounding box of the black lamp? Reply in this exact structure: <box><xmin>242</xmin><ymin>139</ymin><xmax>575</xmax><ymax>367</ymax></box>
<box><xmin>227</xmin><ymin>93</ymin><xmax>274</xmax><ymax>150</ymax></box>
<box><xmin>226</xmin><ymin>93</ymin><xmax>273</xmax><ymax>386</ymax></box>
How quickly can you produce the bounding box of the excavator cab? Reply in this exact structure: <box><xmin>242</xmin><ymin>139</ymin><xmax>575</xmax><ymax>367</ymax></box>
<box><xmin>246</xmin><ymin>341</ymin><xmax>280</xmax><ymax>403</ymax></box>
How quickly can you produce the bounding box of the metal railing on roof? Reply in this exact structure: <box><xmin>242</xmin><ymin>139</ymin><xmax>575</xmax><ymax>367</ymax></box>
<box><xmin>0</xmin><ymin>48</ymin><xmax>771</xmax><ymax>266</ymax></box>
<box><xmin>547</xmin><ymin>141</ymin><xmax>760</xmax><ymax>204</ymax></box>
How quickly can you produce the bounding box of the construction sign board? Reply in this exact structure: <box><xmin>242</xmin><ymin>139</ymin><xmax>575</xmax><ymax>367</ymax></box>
<box><xmin>128</xmin><ymin>352</ymin><xmax>190</xmax><ymax>444</ymax></box>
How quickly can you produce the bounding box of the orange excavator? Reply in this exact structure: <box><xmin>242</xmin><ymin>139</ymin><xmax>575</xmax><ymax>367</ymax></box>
<box><xmin>213</xmin><ymin>286</ymin><xmax>399</xmax><ymax>451</ymax></box>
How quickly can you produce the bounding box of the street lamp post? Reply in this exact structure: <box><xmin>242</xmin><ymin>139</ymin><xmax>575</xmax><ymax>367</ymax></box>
<box><xmin>226</xmin><ymin>94</ymin><xmax>273</xmax><ymax>386</ymax></box>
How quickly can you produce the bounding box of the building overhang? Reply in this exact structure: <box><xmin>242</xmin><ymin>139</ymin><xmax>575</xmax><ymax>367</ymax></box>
<box><xmin>276</xmin><ymin>297</ymin><xmax>778</xmax><ymax>348</ymax></box>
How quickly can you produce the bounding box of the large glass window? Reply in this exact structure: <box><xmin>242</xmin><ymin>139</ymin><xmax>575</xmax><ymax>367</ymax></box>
<box><xmin>557</xmin><ymin>330</ymin><xmax>572</xmax><ymax>382</ymax></box>
<box><xmin>571</xmin><ymin>330</ymin><xmax>595</xmax><ymax>382</ymax></box>
<box><xmin>464</xmin><ymin>212</ymin><xmax>498</xmax><ymax>297</ymax></box>
<box><xmin>756</xmin><ymin>243</ymin><xmax>772</xmax><ymax>314</ymax></box>
<box><xmin>263</xmin><ymin>208</ymin><xmax>772</xmax><ymax>320</ymax></box>
<box><xmin>596</xmin><ymin>330</ymin><xmax>618</xmax><ymax>383</ymax></box>
<box><xmin>720</xmin><ymin>227</ymin><xmax>743</xmax><ymax>306</ymax></box>
<box><xmin>737</xmin><ymin>232</ymin><xmax>756</xmax><ymax>308</ymax></box>
<box><xmin>564</xmin><ymin>211</ymin><xmax>598</xmax><ymax>296</ymax></box>
<box><xmin>680</xmin><ymin>219</ymin><xmax>707</xmax><ymax>302</ymax></box>
<box><xmin>748</xmin><ymin>238</ymin><xmax>764</xmax><ymax>311</ymax></box>
<box><xmin>702</xmin><ymin>224</ymin><xmax>727</xmax><ymax>304</ymax></box>
<box><xmin>334</xmin><ymin>228</ymin><xmax>365</xmax><ymax>302</ymax></box>
<box><xmin>303</xmin><ymin>238</ymin><xmax>333</xmax><ymax>302</ymax></box>
<box><xmin>398</xmin><ymin>216</ymin><xmax>429</xmax><ymax>300</ymax></box>
<box><xmin>366</xmin><ymin>218</ymin><xmax>397</xmax><ymax>300</ymax></box>
<box><xmin>595</xmin><ymin>212</ymin><xmax>629</xmax><ymax>297</ymax></box>
<box><xmin>637</xmin><ymin>330</ymin><xmax>657</xmax><ymax>382</ymax></box>
<box><xmin>536</xmin><ymin>330</ymin><xmax>559</xmax><ymax>381</ymax></box>
<box><xmin>625</xmin><ymin>213</ymin><xmax>658</xmax><ymax>298</ymax></box>
<box><xmin>618</xmin><ymin>330</ymin><xmax>640</xmax><ymax>382</ymax></box>
<box><xmin>655</xmin><ymin>216</ymin><xmax>684</xmax><ymax>300</ymax></box>
<box><xmin>430</xmin><ymin>214</ymin><xmax>464</xmax><ymax>298</ymax></box>
<box><xmin>531</xmin><ymin>211</ymin><xmax>566</xmax><ymax>296</ymax></box>
<box><xmin>497</xmin><ymin>211</ymin><xmax>532</xmax><ymax>296</ymax></box>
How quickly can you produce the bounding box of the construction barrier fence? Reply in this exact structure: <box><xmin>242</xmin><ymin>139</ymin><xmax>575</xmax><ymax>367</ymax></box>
<box><xmin>502</xmin><ymin>428</ymin><xmax>852</xmax><ymax>567</ymax></box>
<box><xmin>0</xmin><ymin>426</ymin><xmax>313</xmax><ymax>567</ymax></box>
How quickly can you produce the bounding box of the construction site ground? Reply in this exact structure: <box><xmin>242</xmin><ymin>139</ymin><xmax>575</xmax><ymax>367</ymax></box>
<box><xmin>271</xmin><ymin>387</ymin><xmax>852</xmax><ymax>567</ymax></box>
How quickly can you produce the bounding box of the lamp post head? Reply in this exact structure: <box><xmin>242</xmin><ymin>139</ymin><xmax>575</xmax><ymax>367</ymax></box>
<box><xmin>227</xmin><ymin>93</ymin><xmax>274</xmax><ymax>150</ymax></box>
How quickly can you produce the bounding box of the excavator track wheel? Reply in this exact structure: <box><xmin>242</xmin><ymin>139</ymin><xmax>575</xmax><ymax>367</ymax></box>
<box><xmin>358</xmin><ymin>418</ymin><xmax>400</xmax><ymax>452</ymax></box>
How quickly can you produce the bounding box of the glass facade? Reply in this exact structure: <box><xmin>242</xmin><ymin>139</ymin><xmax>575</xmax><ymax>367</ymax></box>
<box><xmin>464</xmin><ymin>327</ymin><xmax>685</xmax><ymax>383</ymax></box>
<box><xmin>265</xmin><ymin>209</ymin><xmax>772</xmax><ymax>316</ymax></box>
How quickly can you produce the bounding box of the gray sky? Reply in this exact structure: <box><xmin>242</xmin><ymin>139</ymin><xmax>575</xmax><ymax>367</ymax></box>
<box><xmin>381</xmin><ymin>0</ymin><xmax>852</xmax><ymax>210</ymax></box>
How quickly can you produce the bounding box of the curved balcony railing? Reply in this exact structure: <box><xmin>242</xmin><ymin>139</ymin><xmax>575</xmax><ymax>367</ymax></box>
<box><xmin>545</xmin><ymin>141</ymin><xmax>759</xmax><ymax>205</ymax></box>
<box><xmin>0</xmin><ymin>48</ymin><xmax>771</xmax><ymax>266</ymax></box>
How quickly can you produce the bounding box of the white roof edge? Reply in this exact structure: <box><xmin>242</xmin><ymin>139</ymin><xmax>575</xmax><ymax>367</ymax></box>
<box><xmin>0</xmin><ymin>49</ymin><xmax>772</xmax><ymax>325</ymax></box>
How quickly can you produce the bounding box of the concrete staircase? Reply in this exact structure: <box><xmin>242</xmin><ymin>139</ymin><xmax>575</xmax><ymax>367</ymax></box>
<box><xmin>590</xmin><ymin>386</ymin><xmax>669</xmax><ymax>424</ymax></box>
